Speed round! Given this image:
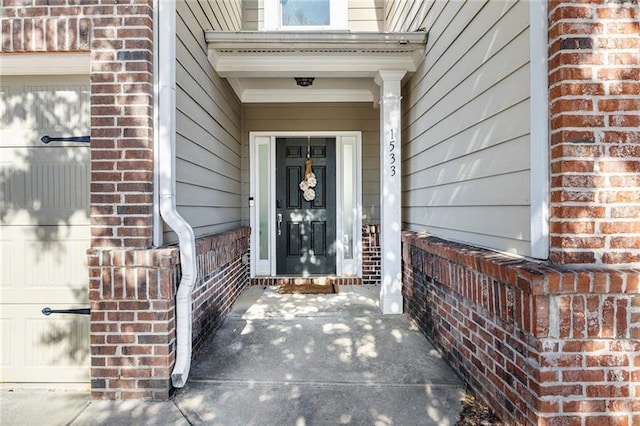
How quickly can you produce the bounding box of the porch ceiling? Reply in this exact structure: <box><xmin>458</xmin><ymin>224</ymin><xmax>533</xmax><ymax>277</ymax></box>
<box><xmin>205</xmin><ymin>31</ymin><xmax>427</xmax><ymax>103</ymax></box>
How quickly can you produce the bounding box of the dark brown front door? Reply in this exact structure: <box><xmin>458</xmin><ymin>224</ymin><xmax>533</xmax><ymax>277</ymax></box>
<box><xmin>276</xmin><ymin>137</ymin><xmax>336</xmax><ymax>275</ymax></box>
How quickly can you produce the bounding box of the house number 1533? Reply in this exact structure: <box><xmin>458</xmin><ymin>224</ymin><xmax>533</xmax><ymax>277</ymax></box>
<box><xmin>389</xmin><ymin>129</ymin><xmax>397</xmax><ymax>176</ymax></box>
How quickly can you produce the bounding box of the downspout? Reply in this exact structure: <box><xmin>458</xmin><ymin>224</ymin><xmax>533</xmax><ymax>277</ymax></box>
<box><xmin>155</xmin><ymin>0</ymin><xmax>198</xmax><ymax>388</ymax></box>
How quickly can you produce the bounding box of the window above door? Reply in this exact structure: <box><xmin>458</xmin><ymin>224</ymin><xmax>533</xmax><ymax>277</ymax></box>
<box><xmin>263</xmin><ymin>0</ymin><xmax>348</xmax><ymax>31</ymax></box>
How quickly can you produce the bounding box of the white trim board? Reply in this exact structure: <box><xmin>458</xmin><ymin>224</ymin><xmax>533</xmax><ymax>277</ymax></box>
<box><xmin>0</xmin><ymin>53</ymin><xmax>90</xmax><ymax>75</ymax></box>
<box><xmin>529</xmin><ymin>0</ymin><xmax>550</xmax><ymax>260</ymax></box>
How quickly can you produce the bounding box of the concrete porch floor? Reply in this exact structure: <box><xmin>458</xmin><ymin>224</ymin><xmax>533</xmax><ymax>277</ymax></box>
<box><xmin>174</xmin><ymin>285</ymin><xmax>464</xmax><ymax>425</ymax></box>
<box><xmin>1</xmin><ymin>285</ymin><xmax>464</xmax><ymax>425</ymax></box>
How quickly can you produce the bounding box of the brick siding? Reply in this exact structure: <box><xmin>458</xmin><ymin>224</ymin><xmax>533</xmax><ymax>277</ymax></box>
<box><xmin>88</xmin><ymin>227</ymin><xmax>250</xmax><ymax>400</ymax></box>
<box><xmin>403</xmin><ymin>232</ymin><xmax>640</xmax><ymax>425</ymax></box>
<box><xmin>549</xmin><ymin>0</ymin><xmax>640</xmax><ymax>265</ymax></box>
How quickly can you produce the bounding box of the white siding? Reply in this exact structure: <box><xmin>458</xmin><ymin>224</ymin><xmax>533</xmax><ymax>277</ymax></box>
<box><xmin>349</xmin><ymin>0</ymin><xmax>385</xmax><ymax>31</ymax></box>
<box><xmin>388</xmin><ymin>0</ymin><xmax>532</xmax><ymax>256</ymax></box>
<box><xmin>174</xmin><ymin>1</ymin><xmax>243</xmax><ymax>242</ymax></box>
<box><xmin>242</xmin><ymin>0</ymin><xmax>384</xmax><ymax>31</ymax></box>
<box><xmin>243</xmin><ymin>0</ymin><xmax>261</xmax><ymax>30</ymax></box>
<box><xmin>241</xmin><ymin>103</ymin><xmax>380</xmax><ymax>223</ymax></box>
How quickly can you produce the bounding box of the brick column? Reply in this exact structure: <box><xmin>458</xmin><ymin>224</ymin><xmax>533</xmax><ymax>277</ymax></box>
<box><xmin>87</xmin><ymin>247</ymin><xmax>178</xmax><ymax>400</ymax></box>
<box><xmin>548</xmin><ymin>0</ymin><xmax>640</xmax><ymax>265</ymax></box>
<box><xmin>87</xmin><ymin>1</ymin><xmax>165</xmax><ymax>400</ymax></box>
<box><xmin>90</xmin><ymin>1</ymin><xmax>155</xmax><ymax>249</ymax></box>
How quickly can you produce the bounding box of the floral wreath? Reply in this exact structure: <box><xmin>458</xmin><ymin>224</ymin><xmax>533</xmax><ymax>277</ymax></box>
<box><xmin>298</xmin><ymin>136</ymin><xmax>317</xmax><ymax>201</ymax></box>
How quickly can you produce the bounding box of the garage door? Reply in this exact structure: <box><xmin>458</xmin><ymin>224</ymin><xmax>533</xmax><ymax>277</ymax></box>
<box><xmin>0</xmin><ymin>74</ymin><xmax>90</xmax><ymax>383</ymax></box>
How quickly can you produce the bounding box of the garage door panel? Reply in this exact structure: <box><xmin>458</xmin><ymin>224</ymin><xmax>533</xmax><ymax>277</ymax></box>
<box><xmin>0</xmin><ymin>304</ymin><xmax>90</xmax><ymax>383</ymax></box>
<box><xmin>0</xmin><ymin>76</ymin><xmax>90</xmax><ymax>148</ymax></box>
<box><xmin>0</xmin><ymin>318</ymin><xmax>13</xmax><ymax>367</ymax></box>
<box><xmin>0</xmin><ymin>232</ymin><xmax>9</xmax><ymax>289</ymax></box>
<box><xmin>1</xmin><ymin>225</ymin><xmax>89</xmax><ymax>303</ymax></box>
<box><xmin>0</xmin><ymin>73</ymin><xmax>90</xmax><ymax>384</ymax></box>
<box><xmin>1</xmin><ymin>147</ymin><xmax>90</xmax><ymax>226</ymax></box>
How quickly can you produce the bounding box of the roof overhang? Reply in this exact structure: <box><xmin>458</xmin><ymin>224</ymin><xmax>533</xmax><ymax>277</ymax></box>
<box><xmin>205</xmin><ymin>31</ymin><xmax>427</xmax><ymax>103</ymax></box>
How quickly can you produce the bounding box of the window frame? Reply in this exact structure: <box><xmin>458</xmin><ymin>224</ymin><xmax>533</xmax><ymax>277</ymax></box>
<box><xmin>263</xmin><ymin>0</ymin><xmax>348</xmax><ymax>31</ymax></box>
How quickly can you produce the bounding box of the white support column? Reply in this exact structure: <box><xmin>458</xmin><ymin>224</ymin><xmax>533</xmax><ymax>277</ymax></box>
<box><xmin>374</xmin><ymin>70</ymin><xmax>405</xmax><ymax>315</ymax></box>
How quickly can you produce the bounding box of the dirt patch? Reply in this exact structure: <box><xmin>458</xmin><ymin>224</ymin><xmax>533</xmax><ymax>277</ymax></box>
<box><xmin>456</xmin><ymin>391</ymin><xmax>505</xmax><ymax>426</ymax></box>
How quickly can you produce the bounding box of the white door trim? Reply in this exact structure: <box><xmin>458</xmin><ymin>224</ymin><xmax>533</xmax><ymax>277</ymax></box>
<box><xmin>249</xmin><ymin>131</ymin><xmax>362</xmax><ymax>278</ymax></box>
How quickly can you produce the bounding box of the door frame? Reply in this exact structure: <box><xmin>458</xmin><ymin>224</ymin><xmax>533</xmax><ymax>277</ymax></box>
<box><xmin>249</xmin><ymin>131</ymin><xmax>362</xmax><ymax>278</ymax></box>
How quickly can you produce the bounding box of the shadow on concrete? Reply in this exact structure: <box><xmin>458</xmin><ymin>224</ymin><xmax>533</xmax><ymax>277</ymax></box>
<box><xmin>174</xmin><ymin>285</ymin><xmax>464</xmax><ymax>425</ymax></box>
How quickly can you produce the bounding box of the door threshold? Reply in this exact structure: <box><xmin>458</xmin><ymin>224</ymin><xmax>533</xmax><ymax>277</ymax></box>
<box><xmin>251</xmin><ymin>277</ymin><xmax>363</xmax><ymax>286</ymax></box>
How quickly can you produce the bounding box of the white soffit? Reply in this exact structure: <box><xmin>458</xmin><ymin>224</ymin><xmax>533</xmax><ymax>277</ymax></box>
<box><xmin>229</xmin><ymin>77</ymin><xmax>376</xmax><ymax>103</ymax></box>
<box><xmin>0</xmin><ymin>53</ymin><xmax>90</xmax><ymax>75</ymax></box>
<box><xmin>205</xmin><ymin>31</ymin><xmax>427</xmax><ymax>103</ymax></box>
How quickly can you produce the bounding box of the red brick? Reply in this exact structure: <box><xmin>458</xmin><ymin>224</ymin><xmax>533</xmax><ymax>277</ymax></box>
<box><xmin>586</xmin><ymin>354</ymin><xmax>629</xmax><ymax>368</ymax></box>
<box><xmin>599</xmin><ymin>99</ymin><xmax>640</xmax><ymax>112</ymax></box>
<box><xmin>585</xmin><ymin>416</ymin><xmax>630</xmax><ymax>426</ymax></box>
<box><xmin>603</xmin><ymin>252</ymin><xmax>640</xmax><ymax>264</ymax></box>
<box><xmin>563</xmin><ymin>369</ymin><xmax>605</xmax><ymax>383</ymax></box>
<box><xmin>611</xmin><ymin>237</ymin><xmax>640</xmax><ymax>250</ymax></box>
<box><xmin>599</xmin><ymin>160</ymin><xmax>640</xmax><ymax>173</ymax></box>
<box><xmin>598</xmin><ymin>68</ymin><xmax>640</xmax><ymax>81</ymax></box>
<box><xmin>551</xmin><ymin>114</ymin><xmax>605</xmax><ymax>129</ymax></box>
<box><xmin>550</xmin><ymin>130</ymin><xmax>597</xmax><ymax>145</ymax></box>
<box><xmin>563</xmin><ymin>400</ymin><xmax>606</xmax><ymax>414</ymax></box>
<box><xmin>551</xmin><ymin>159</ymin><xmax>595</xmax><ymax>173</ymax></box>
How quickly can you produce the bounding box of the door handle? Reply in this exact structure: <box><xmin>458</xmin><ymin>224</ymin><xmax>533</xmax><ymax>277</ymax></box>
<box><xmin>277</xmin><ymin>213</ymin><xmax>283</xmax><ymax>236</ymax></box>
<box><xmin>41</xmin><ymin>307</ymin><xmax>91</xmax><ymax>316</ymax></box>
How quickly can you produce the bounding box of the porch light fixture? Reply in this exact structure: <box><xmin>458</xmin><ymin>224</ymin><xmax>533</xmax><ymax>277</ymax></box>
<box><xmin>295</xmin><ymin>77</ymin><xmax>314</xmax><ymax>87</ymax></box>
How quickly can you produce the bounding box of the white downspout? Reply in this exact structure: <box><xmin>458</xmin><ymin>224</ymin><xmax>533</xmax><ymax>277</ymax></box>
<box><xmin>155</xmin><ymin>0</ymin><xmax>198</xmax><ymax>388</ymax></box>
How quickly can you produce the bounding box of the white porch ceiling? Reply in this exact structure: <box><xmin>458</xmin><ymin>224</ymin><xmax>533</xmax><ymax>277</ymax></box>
<box><xmin>205</xmin><ymin>31</ymin><xmax>427</xmax><ymax>103</ymax></box>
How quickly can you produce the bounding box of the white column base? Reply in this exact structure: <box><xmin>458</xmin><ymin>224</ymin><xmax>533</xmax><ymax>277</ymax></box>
<box><xmin>379</xmin><ymin>294</ymin><xmax>403</xmax><ymax>315</ymax></box>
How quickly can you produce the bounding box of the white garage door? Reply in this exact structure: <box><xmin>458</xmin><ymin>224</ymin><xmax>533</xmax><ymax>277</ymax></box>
<box><xmin>0</xmin><ymin>73</ymin><xmax>90</xmax><ymax>383</ymax></box>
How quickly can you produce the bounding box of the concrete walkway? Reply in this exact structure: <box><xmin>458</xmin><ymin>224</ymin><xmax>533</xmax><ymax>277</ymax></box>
<box><xmin>1</xmin><ymin>285</ymin><xmax>464</xmax><ymax>425</ymax></box>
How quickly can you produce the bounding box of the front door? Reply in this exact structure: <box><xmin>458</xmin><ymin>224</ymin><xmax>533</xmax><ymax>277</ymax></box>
<box><xmin>276</xmin><ymin>137</ymin><xmax>336</xmax><ymax>275</ymax></box>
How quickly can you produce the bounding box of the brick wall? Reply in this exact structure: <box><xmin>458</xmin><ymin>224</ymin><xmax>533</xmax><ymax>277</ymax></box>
<box><xmin>1</xmin><ymin>0</ymin><xmax>156</xmax><ymax>249</ymax></box>
<box><xmin>191</xmin><ymin>228</ymin><xmax>251</xmax><ymax>352</ymax></box>
<box><xmin>403</xmin><ymin>232</ymin><xmax>640</xmax><ymax>425</ymax></box>
<box><xmin>1</xmin><ymin>0</ymin><xmax>93</xmax><ymax>52</ymax></box>
<box><xmin>88</xmin><ymin>227</ymin><xmax>251</xmax><ymax>400</ymax></box>
<box><xmin>549</xmin><ymin>0</ymin><xmax>640</xmax><ymax>265</ymax></box>
<box><xmin>362</xmin><ymin>225</ymin><xmax>381</xmax><ymax>285</ymax></box>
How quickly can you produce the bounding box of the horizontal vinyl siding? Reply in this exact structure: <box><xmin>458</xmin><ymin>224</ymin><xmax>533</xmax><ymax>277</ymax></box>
<box><xmin>174</xmin><ymin>1</ymin><xmax>243</xmax><ymax>242</ymax></box>
<box><xmin>390</xmin><ymin>0</ymin><xmax>532</xmax><ymax>256</ymax></box>
<box><xmin>242</xmin><ymin>0</ymin><xmax>383</xmax><ymax>31</ymax></box>
<box><xmin>242</xmin><ymin>0</ymin><xmax>260</xmax><ymax>30</ymax></box>
<box><xmin>348</xmin><ymin>0</ymin><xmax>385</xmax><ymax>31</ymax></box>
<box><xmin>242</xmin><ymin>103</ymin><xmax>380</xmax><ymax>223</ymax></box>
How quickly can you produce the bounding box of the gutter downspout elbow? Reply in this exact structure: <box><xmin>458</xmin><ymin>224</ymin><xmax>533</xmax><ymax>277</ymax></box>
<box><xmin>155</xmin><ymin>0</ymin><xmax>197</xmax><ymax>388</ymax></box>
<box><xmin>160</xmin><ymin>196</ymin><xmax>197</xmax><ymax>388</ymax></box>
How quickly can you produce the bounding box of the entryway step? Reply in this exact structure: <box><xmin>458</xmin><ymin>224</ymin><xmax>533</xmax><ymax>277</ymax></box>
<box><xmin>251</xmin><ymin>277</ymin><xmax>362</xmax><ymax>287</ymax></box>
